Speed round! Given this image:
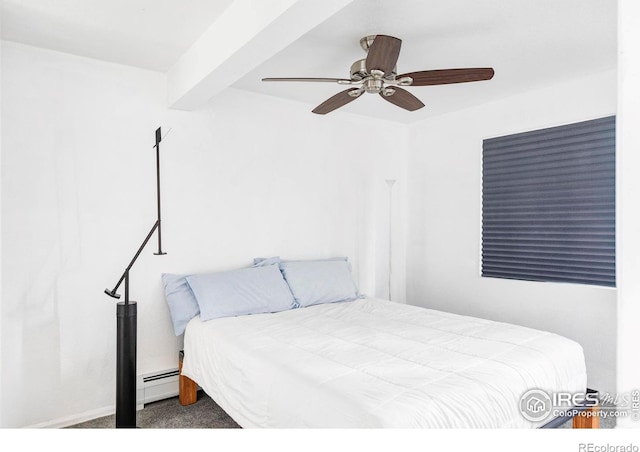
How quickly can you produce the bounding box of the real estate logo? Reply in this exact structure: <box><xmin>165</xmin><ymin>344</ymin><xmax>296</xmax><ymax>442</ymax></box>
<box><xmin>519</xmin><ymin>389</ymin><xmax>552</xmax><ymax>422</ymax></box>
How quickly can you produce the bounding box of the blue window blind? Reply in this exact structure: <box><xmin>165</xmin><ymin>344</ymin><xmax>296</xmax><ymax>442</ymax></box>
<box><xmin>482</xmin><ymin>116</ymin><xmax>616</xmax><ymax>287</ymax></box>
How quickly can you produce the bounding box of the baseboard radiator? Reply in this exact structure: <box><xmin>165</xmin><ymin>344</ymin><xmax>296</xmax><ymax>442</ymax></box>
<box><xmin>136</xmin><ymin>368</ymin><xmax>180</xmax><ymax>409</ymax></box>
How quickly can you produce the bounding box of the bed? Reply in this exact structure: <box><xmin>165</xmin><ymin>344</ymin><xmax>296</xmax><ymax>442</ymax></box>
<box><xmin>178</xmin><ymin>296</ymin><xmax>596</xmax><ymax>428</ymax></box>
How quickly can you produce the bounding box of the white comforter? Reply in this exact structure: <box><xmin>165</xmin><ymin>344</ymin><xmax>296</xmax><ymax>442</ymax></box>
<box><xmin>182</xmin><ymin>297</ymin><xmax>586</xmax><ymax>428</ymax></box>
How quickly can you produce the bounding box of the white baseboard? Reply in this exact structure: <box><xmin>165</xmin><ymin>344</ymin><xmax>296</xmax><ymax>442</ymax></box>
<box><xmin>26</xmin><ymin>405</ymin><xmax>115</xmax><ymax>429</ymax></box>
<box><xmin>138</xmin><ymin>369</ymin><xmax>179</xmax><ymax>406</ymax></box>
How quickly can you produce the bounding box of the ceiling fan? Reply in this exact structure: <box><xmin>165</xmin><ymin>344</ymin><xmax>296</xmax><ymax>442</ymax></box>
<box><xmin>262</xmin><ymin>34</ymin><xmax>494</xmax><ymax>115</ymax></box>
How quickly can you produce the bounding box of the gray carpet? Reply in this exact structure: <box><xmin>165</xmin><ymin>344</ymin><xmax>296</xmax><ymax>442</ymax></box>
<box><xmin>68</xmin><ymin>391</ymin><xmax>240</xmax><ymax>429</ymax></box>
<box><xmin>68</xmin><ymin>391</ymin><xmax>615</xmax><ymax>429</ymax></box>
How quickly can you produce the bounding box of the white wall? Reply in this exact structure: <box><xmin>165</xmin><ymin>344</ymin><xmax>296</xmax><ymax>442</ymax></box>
<box><xmin>0</xmin><ymin>41</ymin><xmax>404</xmax><ymax>428</ymax></box>
<box><xmin>0</xmin><ymin>8</ymin><xmax>4</xmax><ymax>429</ymax></box>
<box><xmin>405</xmin><ymin>69</ymin><xmax>618</xmax><ymax>395</ymax></box>
<box><xmin>616</xmin><ymin>0</ymin><xmax>640</xmax><ymax>428</ymax></box>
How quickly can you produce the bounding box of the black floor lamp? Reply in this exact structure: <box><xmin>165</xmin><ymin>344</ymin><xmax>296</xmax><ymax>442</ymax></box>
<box><xmin>104</xmin><ymin>127</ymin><xmax>167</xmax><ymax>428</ymax></box>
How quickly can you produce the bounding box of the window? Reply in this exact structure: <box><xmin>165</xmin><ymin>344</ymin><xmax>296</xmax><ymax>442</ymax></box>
<box><xmin>481</xmin><ymin>116</ymin><xmax>615</xmax><ymax>287</ymax></box>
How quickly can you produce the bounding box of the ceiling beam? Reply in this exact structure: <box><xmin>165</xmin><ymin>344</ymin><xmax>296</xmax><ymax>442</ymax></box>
<box><xmin>167</xmin><ymin>0</ymin><xmax>355</xmax><ymax>110</ymax></box>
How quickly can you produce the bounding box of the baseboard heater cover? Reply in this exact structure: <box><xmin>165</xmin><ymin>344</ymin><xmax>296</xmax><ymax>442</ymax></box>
<box><xmin>136</xmin><ymin>368</ymin><xmax>180</xmax><ymax>409</ymax></box>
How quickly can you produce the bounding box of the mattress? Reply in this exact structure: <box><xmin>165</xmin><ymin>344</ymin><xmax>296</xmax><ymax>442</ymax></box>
<box><xmin>181</xmin><ymin>297</ymin><xmax>587</xmax><ymax>428</ymax></box>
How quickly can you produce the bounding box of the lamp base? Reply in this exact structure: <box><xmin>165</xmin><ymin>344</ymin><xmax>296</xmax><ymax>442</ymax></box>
<box><xmin>116</xmin><ymin>301</ymin><xmax>137</xmax><ymax>428</ymax></box>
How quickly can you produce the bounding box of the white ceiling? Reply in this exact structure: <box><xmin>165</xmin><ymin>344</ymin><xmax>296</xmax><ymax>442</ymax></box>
<box><xmin>1</xmin><ymin>0</ymin><xmax>617</xmax><ymax>123</ymax></box>
<box><xmin>232</xmin><ymin>0</ymin><xmax>618</xmax><ymax>123</ymax></box>
<box><xmin>0</xmin><ymin>0</ymin><xmax>235</xmax><ymax>72</ymax></box>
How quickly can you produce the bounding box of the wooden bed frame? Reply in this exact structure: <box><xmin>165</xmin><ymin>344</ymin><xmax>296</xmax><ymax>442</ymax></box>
<box><xmin>569</xmin><ymin>407</ymin><xmax>600</xmax><ymax>429</ymax></box>
<box><xmin>178</xmin><ymin>351</ymin><xmax>198</xmax><ymax>406</ymax></box>
<box><xmin>177</xmin><ymin>351</ymin><xmax>599</xmax><ymax>429</ymax></box>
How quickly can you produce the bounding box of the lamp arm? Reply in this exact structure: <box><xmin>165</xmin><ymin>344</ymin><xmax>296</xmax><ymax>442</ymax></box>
<box><xmin>154</xmin><ymin>130</ymin><xmax>166</xmax><ymax>256</ymax></box>
<box><xmin>104</xmin><ymin>219</ymin><xmax>160</xmax><ymax>301</ymax></box>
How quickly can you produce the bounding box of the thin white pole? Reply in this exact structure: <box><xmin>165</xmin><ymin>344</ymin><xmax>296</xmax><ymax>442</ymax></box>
<box><xmin>385</xmin><ymin>179</ymin><xmax>396</xmax><ymax>301</ymax></box>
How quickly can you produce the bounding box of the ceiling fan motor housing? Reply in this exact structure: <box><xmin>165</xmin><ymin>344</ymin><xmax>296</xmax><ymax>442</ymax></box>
<box><xmin>350</xmin><ymin>58</ymin><xmax>397</xmax><ymax>84</ymax></box>
<box><xmin>350</xmin><ymin>59</ymin><xmax>368</xmax><ymax>81</ymax></box>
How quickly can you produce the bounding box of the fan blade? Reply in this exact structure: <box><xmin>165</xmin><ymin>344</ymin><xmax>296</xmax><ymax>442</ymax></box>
<box><xmin>262</xmin><ymin>77</ymin><xmax>353</xmax><ymax>83</ymax></box>
<box><xmin>398</xmin><ymin>68</ymin><xmax>494</xmax><ymax>86</ymax></box>
<box><xmin>312</xmin><ymin>89</ymin><xmax>362</xmax><ymax>115</ymax></box>
<box><xmin>379</xmin><ymin>87</ymin><xmax>425</xmax><ymax>111</ymax></box>
<box><xmin>366</xmin><ymin>35</ymin><xmax>402</xmax><ymax>76</ymax></box>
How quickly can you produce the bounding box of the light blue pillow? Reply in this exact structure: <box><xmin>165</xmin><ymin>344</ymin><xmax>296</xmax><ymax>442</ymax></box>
<box><xmin>253</xmin><ymin>256</ymin><xmax>348</xmax><ymax>266</ymax></box>
<box><xmin>279</xmin><ymin>259</ymin><xmax>360</xmax><ymax>308</ymax></box>
<box><xmin>161</xmin><ymin>273</ymin><xmax>200</xmax><ymax>336</ymax></box>
<box><xmin>186</xmin><ymin>264</ymin><xmax>296</xmax><ymax>321</ymax></box>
